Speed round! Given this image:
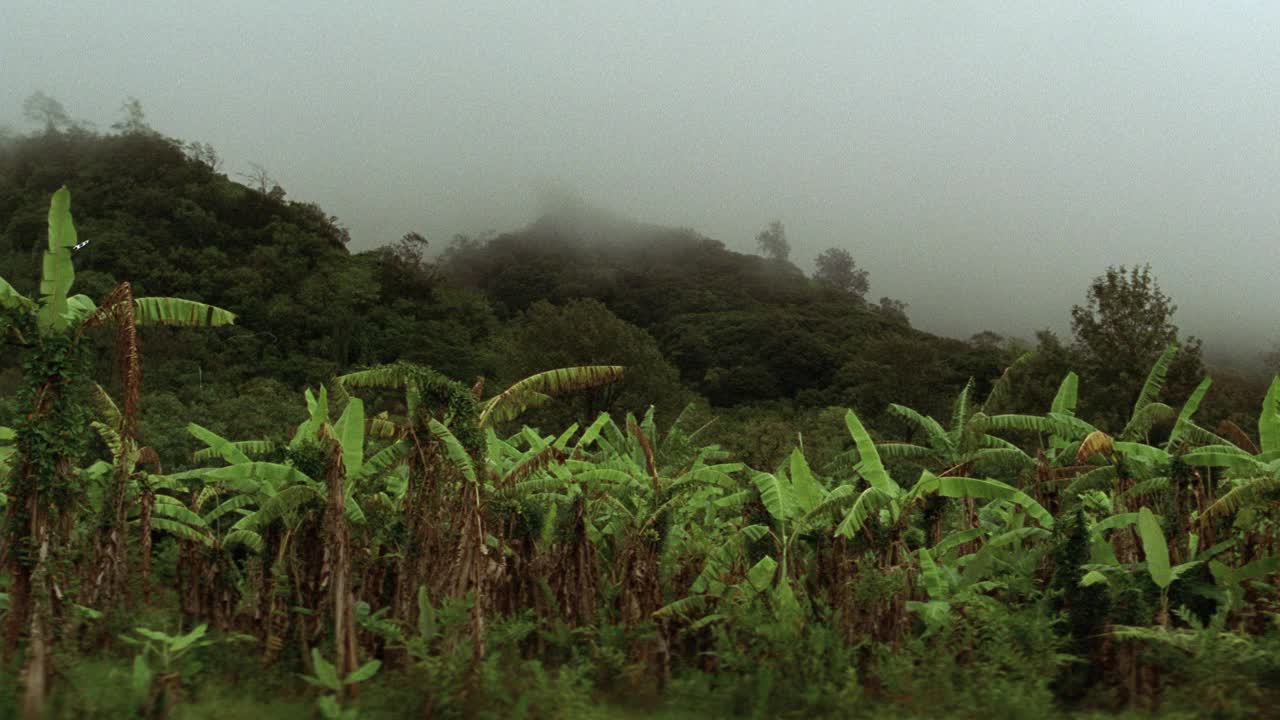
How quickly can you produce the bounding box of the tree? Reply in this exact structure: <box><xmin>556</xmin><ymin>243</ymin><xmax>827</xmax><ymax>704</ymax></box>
<box><xmin>21</xmin><ymin>92</ymin><xmax>73</xmax><ymax>133</ymax></box>
<box><xmin>111</xmin><ymin>97</ymin><xmax>151</xmax><ymax>135</ymax></box>
<box><xmin>756</xmin><ymin>220</ymin><xmax>790</xmax><ymax>263</ymax></box>
<box><xmin>1070</xmin><ymin>265</ymin><xmax>1204</xmax><ymax>429</ymax></box>
<box><xmin>813</xmin><ymin>247</ymin><xmax>869</xmax><ymax>301</ymax></box>
<box><xmin>876</xmin><ymin>296</ymin><xmax>909</xmax><ymax>324</ymax></box>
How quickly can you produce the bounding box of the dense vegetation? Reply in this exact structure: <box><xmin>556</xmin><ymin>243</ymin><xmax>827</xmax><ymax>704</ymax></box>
<box><xmin>2</xmin><ymin>114</ymin><xmax>1280</xmax><ymax>719</ymax></box>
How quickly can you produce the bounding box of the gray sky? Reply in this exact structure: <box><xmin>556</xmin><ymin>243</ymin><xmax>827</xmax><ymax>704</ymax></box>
<box><xmin>3</xmin><ymin>2</ymin><xmax>1278</xmax><ymax>359</ymax></box>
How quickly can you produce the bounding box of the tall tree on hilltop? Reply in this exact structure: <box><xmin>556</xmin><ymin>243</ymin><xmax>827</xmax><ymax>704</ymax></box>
<box><xmin>1070</xmin><ymin>264</ymin><xmax>1204</xmax><ymax>430</ymax></box>
<box><xmin>756</xmin><ymin>220</ymin><xmax>790</xmax><ymax>263</ymax></box>
<box><xmin>813</xmin><ymin>247</ymin><xmax>870</xmax><ymax>301</ymax></box>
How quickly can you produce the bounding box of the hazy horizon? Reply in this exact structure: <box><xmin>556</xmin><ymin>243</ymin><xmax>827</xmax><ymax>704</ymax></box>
<box><xmin>4</xmin><ymin>2</ymin><xmax>1278</xmax><ymax>364</ymax></box>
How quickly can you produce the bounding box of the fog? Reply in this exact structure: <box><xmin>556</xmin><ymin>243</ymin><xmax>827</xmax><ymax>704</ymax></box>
<box><xmin>3</xmin><ymin>2</ymin><xmax>1278</xmax><ymax>362</ymax></box>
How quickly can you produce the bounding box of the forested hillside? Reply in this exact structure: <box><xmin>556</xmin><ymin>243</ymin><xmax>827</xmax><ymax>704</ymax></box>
<box><xmin>2</xmin><ymin>120</ymin><xmax>1280</xmax><ymax>719</ymax></box>
<box><xmin>4</xmin><ymin>123</ymin><xmax>1261</xmax><ymax>468</ymax></box>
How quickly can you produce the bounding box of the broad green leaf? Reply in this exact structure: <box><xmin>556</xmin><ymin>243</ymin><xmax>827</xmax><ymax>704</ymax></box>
<box><xmin>888</xmin><ymin>404</ymin><xmax>947</xmax><ymax>445</ymax></box>
<box><xmin>130</xmin><ymin>655</ymin><xmax>153</xmax><ymax>705</ymax></box>
<box><xmin>834</xmin><ymin>486</ymin><xmax>892</xmax><ymax>538</ymax></box>
<box><xmin>481</xmin><ymin>366</ymin><xmax>624</xmax><ymax>426</ymax></box>
<box><xmin>187</xmin><ymin>423</ymin><xmax>252</xmax><ymax>465</ymax></box>
<box><xmin>844</xmin><ymin>410</ymin><xmax>897</xmax><ymax>494</ymax></box>
<box><xmin>310</xmin><ymin>649</ymin><xmax>342</xmax><ymax>692</ymax></box>
<box><xmin>171</xmin><ymin>624</ymin><xmax>208</xmax><ymax>652</ymax></box>
<box><xmin>1051</xmin><ymin>372</ymin><xmax>1079</xmax><ymax>417</ymax></box>
<box><xmin>746</xmin><ymin>555</ymin><xmax>778</xmax><ymax>593</ymax></box>
<box><xmin>752</xmin><ymin>471</ymin><xmax>794</xmax><ymax>523</ymax></box>
<box><xmin>344</xmin><ymin>660</ymin><xmax>381</xmax><ymax>685</ymax></box>
<box><xmin>1261</xmin><ymin>376</ymin><xmax>1280</xmax><ymax>455</ymax></box>
<box><xmin>205</xmin><ymin>462</ymin><xmax>311</xmax><ymax>488</ymax></box>
<box><xmin>918</xmin><ymin>547</ymin><xmax>947</xmax><ymax>600</ymax></box>
<box><xmin>1137</xmin><ymin>506</ymin><xmax>1172</xmax><ymax>589</ymax></box>
<box><xmin>0</xmin><ymin>275</ymin><xmax>33</xmax><ymax>311</ymax></box>
<box><xmin>931</xmin><ymin>475</ymin><xmax>1053</xmax><ymax>528</ymax></box>
<box><xmin>332</xmin><ymin>399</ymin><xmax>365</xmax><ymax>478</ymax></box>
<box><xmin>37</xmin><ymin>188</ymin><xmax>76</xmax><ymax>333</ymax></box>
<box><xmin>133</xmin><ymin>297</ymin><xmax>236</xmax><ymax>327</ymax></box>
<box><xmin>1080</xmin><ymin>570</ymin><xmax>1109</xmax><ymax>587</ymax></box>
<box><xmin>428</xmin><ymin>419</ymin><xmax>476</xmax><ymax>483</ymax></box>
<box><xmin>789</xmin><ymin>449</ymin><xmax>825</xmax><ymax>514</ymax></box>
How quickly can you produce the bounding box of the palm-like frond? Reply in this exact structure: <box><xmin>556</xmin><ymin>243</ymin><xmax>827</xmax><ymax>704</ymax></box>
<box><xmin>428</xmin><ymin>419</ymin><xmax>476</xmax><ymax>483</ymax></box>
<box><xmin>192</xmin><ymin>440</ymin><xmax>276</xmax><ymax>464</ymax></box>
<box><xmin>1121</xmin><ymin>402</ymin><xmax>1175</xmax><ymax>442</ymax></box>
<box><xmin>479</xmin><ymin>366</ymin><xmax>624</xmax><ymax>426</ymax></box>
<box><xmin>1051</xmin><ymin>372</ymin><xmax>1079</xmax><ymax>417</ymax></box>
<box><xmin>1166</xmin><ymin>378</ymin><xmax>1212</xmax><ymax>450</ymax></box>
<box><xmin>916</xmin><ymin>473</ymin><xmax>1053</xmax><ymax>528</ymax></box>
<box><xmin>187</xmin><ymin>423</ymin><xmax>252</xmax><ymax>465</ymax></box>
<box><xmin>133</xmin><ymin>297</ymin><xmax>235</xmax><ymax>327</ymax></box>
<box><xmin>1205</xmin><ymin>472</ymin><xmax>1280</xmax><ymax>519</ymax></box>
<box><xmin>232</xmin><ymin>485</ymin><xmax>323</xmax><ymax>532</ymax></box>
<box><xmin>834</xmin><ymin>486</ymin><xmax>893</xmax><ymax>538</ymax></box>
<box><xmin>1130</xmin><ymin>343</ymin><xmax>1179</xmax><ymax>419</ymax></box>
<box><xmin>844</xmin><ymin>410</ymin><xmax>898</xmax><ymax>494</ymax></box>
<box><xmin>1076</xmin><ymin>431</ymin><xmax>1115</xmax><ymax>463</ymax></box>
<box><xmin>887</xmin><ymin>404</ymin><xmax>947</xmax><ymax>445</ymax></box>
<box><xmin>981</xmin><ymin>352</ymin><xmax>1033</xmax><ymax>413</ymax></box>
<box><xmin>1261</xmin><ymin>376</ymin><xmax>1280</xmax><ymax>454</ymax></box>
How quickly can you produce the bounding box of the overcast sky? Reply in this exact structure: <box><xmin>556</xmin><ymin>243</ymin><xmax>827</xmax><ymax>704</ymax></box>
<box><xmin>3</xmin><ymin>2</ymin><xmax>1278</xmax><ymax>359</ymax></box>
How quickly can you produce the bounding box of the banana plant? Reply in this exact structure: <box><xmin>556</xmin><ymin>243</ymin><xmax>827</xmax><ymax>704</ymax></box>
<box><xmin>661</xmin><ymin>447</ymin><xmax>842</xmax><ymax>627</ymax></box>
<box><xmin>1080</xmin><ymin>506</ymin><xmax>1200</xmax><ymax>627</ymax></box>
<box><xmin>1183</xmin><ymin>376</ymin><xmax>1280</xmax><ymax>522</ymax></box>
<box><xmin>0</xmin><ymin>187</ymin><xmax>235</xmax><ymax>718</ymax></box>
<box><xmin>300</xmin><ymin>648</ymin><xmax>381</xmax><ymax>719</ymax></box>
<box><xmin>830</xmin><ymin>410</ymin><xmax>1053</xmax><ymax>551</ymax></box>
<box><xmin>906</xmin><ymin>546</ymin><xmax>1006</xmax><ymax>638</ymax></box>
<box><xmin>187</xmin><ymin>389</ymin><xmax>405</xmax><ymax>672</ymax></box>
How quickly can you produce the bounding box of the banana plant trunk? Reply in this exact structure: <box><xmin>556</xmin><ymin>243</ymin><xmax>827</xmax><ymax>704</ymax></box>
<box><xmin>325</xmin><ymin>462</ymin><xmax>358</xmax><ymax>684</ymax></box>
<box><xmin>20</xmin><ymin>488</ymin><xmax>53</xmax><ymax>720</ymax></box>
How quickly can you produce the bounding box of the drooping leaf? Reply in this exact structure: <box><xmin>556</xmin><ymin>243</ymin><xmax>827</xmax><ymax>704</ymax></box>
<box><xmin>929</xmin><ymin>475</ymin><xmax>1054</xmax><ymax>528</ymax></box>
<box><xmin>1137</xmin><ymin>506</ymin><xmax>1172</xmax><ymax>589</ymax></box>
<box><xmin>1261</xmin><ymin>376</ymin><xmax>1280</xmax><ymax>455</ymax></box>
<box><xmin>480</xmin><ymin>366</ymin><xmax>624</xmax><ymax>426</ymax></box>
<box><xmin>0</xmin><ymin>275</ymin><xmax>33</xmax><ymax>312</ymax></box>
<box><xmin>887</xmin><ymin>404</ymin><xmax>947</xmax><ymax>445</ymax></box>
<box><xmin>834</xmin><ymin>486</ymin><xmax>893</xmax><ymax>537</ymax></box>
<box><xmin>844</xmin><ymin>410</ymin><xmax>897</xmax><ymax>494</ymax></box>
<box><xmin>752</xmin><ymin>471</ymin><xmax>795</xmax><ymax>523</ymax></box>
<box><xmin>133</xmin><ymin>297</ymin><xmax>235</xmax><ymax>327</ymax></box>
<box><xmin>192</xmin><ymin>440</ymin><xmax>276</xmax><ymax>464</ymax></box>
<box><xmin>187</xmin><ymin>423</ymin><xmax>252</xmax><ymax>465</ymax></box>
<box><xmin>1131</xmin><ymin>344</ymin><xmax>1179</xmax><ymax>419</ymax></box>
<box><xmin>1076</xmin><ymin>431</ymin><xmax>1115</xmax><ymax>463</ymax></box>
<box><xmin>981</xmin><ymin>352</ymin><xmax>1033</xmax><ymax>413</ymax></box>
<box><xmin>428</xmin><ymin>419</ymin><xmax>476</xmax><ymax>483</ymax></box>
